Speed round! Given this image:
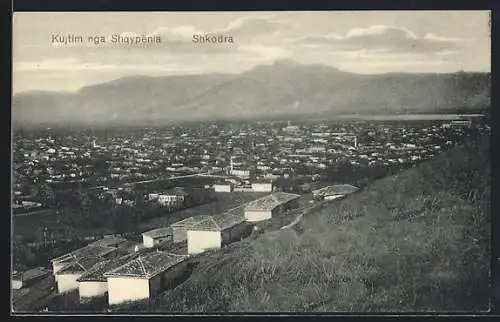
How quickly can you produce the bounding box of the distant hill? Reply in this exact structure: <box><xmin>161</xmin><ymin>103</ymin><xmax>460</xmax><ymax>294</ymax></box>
<box><xmin>12</xmin><ymin>60</ymin><xmax>490</xmax><ymax>125</ymax></box>
<box><xmin>117</xmin><ymin>134</ymin><xmax>490</xmax><ymax>312</ymax></box>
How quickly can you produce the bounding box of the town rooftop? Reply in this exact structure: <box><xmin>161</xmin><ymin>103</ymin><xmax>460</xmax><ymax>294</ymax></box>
<box><xmin>245</xmin><ymin>192</ymin><xmax>300</xmax><ymax>212</ymax></box>
<box><xmin>142</xmin><ymin>227</ymin><xmax>173</xmax><ymax>239</ymax></box>
<box><xmin>103</xmin><ymin>251</ymin><xmax>188</xmax><ymax>279</ymax></box>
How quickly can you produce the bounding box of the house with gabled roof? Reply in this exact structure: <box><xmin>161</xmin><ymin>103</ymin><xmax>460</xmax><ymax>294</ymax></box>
<box><xmin>55</xmin><ymin>256</ymin><xmax>103</xmax><ymax>294</ymax></box>
<box><xmin>148</xmin><ymin>187</ymin><xmax>188</xmax><ymax>208</ymax></box>
<box><xmin>311</xmin><ymin>184</ymin><xmax>359</xmax><ymax>200</ymax></box>
<box><xmin>186</xmin><ymin>205</ymin><xmax>253</xmax><ymax>255</ymax></box>
<box><xmin>244</xmin><ymin>192</ymin><xmax>300</xmax><ymax>222</ymax></box>
<box><xmin>142</xmin><ymin>227</ymin><xmax>173</xmax><ymax>248</ymax></box>
<box><xmin>103</xmin><ymin>251</ymin><xmax>189</xmax><ymax>306</ymax></box>
<box><xmin>50</xmin><ymin>244</ymin><xmax>118</xmax><ymax>279</ymax></box>
<box><xmin>171</xmin><ymin>215</ymin><xmax>213</xmax><ymax>243</ymax></box>
<box><xmin>89</xmin><ymin>235</ymin><xmax>127</xmax><ymax>248</ymax></box>
<box><xmin>12</xmin><ymin>267</ymin><xmax>51</xmax><ymax>290</ymax></box>
<box><xmin>76</xmin><ymin>254</ymin><xmax>136</xmax><ymax>301</ymax></box>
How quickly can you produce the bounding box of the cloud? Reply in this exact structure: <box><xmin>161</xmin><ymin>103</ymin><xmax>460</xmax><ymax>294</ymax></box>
<box><xmin>121</xmin><ymin>15</ymin><xmax>288</xmax><ymax>52</ymax></box>
<box><xmin>220</xmin><ymin>15</ymin><xmax>288</xmax><ymax>37</ymax></box>
<box><xmin>346</xmin><ymin>25</ymin><xmax>417</xmax><ymax>39</ymax></box>
<box><xmin>291</xmin><ymin>25</ymin><xmax>466</xmax><ymax>54</ymax></box>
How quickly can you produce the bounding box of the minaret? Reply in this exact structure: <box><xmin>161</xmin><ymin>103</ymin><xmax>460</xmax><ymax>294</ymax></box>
<box><xmin>354</xmin><ymin>136</ymin><xmax>358</xmax><ymax>149</ymax></box>
<box><xmin>230</xmin><ymin>156</ymin><xmax>234</xmax><ymax>172</ymax></box>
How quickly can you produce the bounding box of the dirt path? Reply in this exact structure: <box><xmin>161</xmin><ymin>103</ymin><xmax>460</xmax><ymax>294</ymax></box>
<box><xmin>280</xmin><ymin>201</ymin><xmax>327</xmax><ymax>230</ymax></box>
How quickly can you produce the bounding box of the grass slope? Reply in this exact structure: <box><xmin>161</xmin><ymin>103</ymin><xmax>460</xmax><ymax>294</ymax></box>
<box><xmin>118</xmin><ymin>135</ymin><xmax>490</xmax><ymax>312</ymax></box>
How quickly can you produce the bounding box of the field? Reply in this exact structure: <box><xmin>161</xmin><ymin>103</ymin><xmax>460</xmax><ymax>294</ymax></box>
<box><xmin>13</xmin><ymin>209</ymin><xmax>113</xmax><ymax>242</ymax></box>
<box><xmin>13</xmin><ymin>192</ymin><xmax>268</xmax><ymax>242</ymax></box>
<box><xmin>115</xmin><ymin>135</ymin><xmax>490</xmax><ymax>312</ymax></box>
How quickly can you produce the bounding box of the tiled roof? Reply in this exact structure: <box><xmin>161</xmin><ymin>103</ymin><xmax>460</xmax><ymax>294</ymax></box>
<box><xmin>312</xmin><ymin>184</ymin><xmax>359</xmax><ymax>196</ymax></box>
<box><xmin>50</xmin><ymin>245</ymin><xmax>117</xmax><ymax>263</ymax></box>
<box><xmin>103</xmin><ymin>251</ymin><xmax>188</xmax><ymax>279</ymax></box>
<box><xmin>252</xmin><ymin>180</ymin><xmax>274</xmax><ymax>184</ymax></box>
<box><xmin>171</xmin><ymin>215</ymin><xmax>212</xmax><ymax>228</ymax></box>
<box><xmin>188</xmin><ymin>204</ymin><xmax>247</xmax><ymax>232</ymax></box>
<box><xmin>152</xmin><ymin>187</ymin><xmax>189</xmax><ymax>197</ymax></box>
<box><xmin>272</xmin><ymin>192</ymin><xmax>301</xmax><ymax>204</ymax></box>
<box><xmin>158</xmin><ymin>240</ymin><xmax>188</xmax><ymax>256</ymax></box>
<box><xmin>214</xmin><ymin>182</ymin><xmax>233</xmax><ymax>186</ymax></box>
<box><xmin>213</xmin><ymin>210</ymin><xmax>246</xmax><ymax>231</ymax></box>
<box><xmin>244</xmin><ymin>192</ymin><xmax>300</xmax><ymax>211</ymax></box>
<box><xmin>56</xmin><ymin>256</ymin><xmax>103</xmax><ymax>275</ymax></box>
<box><xmin>77</xmin><ymin>254</ymin><xmax>136</xmax><ymax>282</ymax></box>
<box><xmin>142</xmin><ymin>227</ymin><xmax>172</xmax><ymax>239</ymax></box>
<box><xmin>187</xmin><ymin>216</ymin><xmax>219</xmax><ymax>231</ymax></box>
<box><xmin>13</xmin><ymin>267</ymin><xmax>50</xmax><ymax>281</ymax></box>
<box><xmin>89</xmin><ymin>235</ymin><xmax>127</xmax><ymax>248</ymax></box>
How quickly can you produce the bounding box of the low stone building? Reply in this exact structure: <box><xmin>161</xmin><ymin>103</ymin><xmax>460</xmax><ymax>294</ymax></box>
<box><xmin>104</xmin><ymin>251</ymin><xmax>189</xmax><ymax>306</ymax></box>
<box><xmin>311</xmin><ymin>184</ymin><xmax>359</xmax><ymax>200</ymax></box>
<box><xmin>12</xmin><ymin>267</ymin><xmax>51</xmax><ymax>290</ymax></box>
<box><xmin>187</xmin><ymin>206</ymin><xmax>253</xmax><ymax>255</ymax></box>
<box><xmin>244</xmin><ymin>192</ymin><xmax>300</xmax><ymax>222</ymax></box>
<box><xmin>142</xmin><ymin>227</ymin><xmax>173</xmax><ymax>248</ymax></box>
<box><xmin>171</xmin><ymin>215</ymin><xmax>213</xmax><ymax>243</ymax></box>
<box><xmin>76</xmin><ymin>254</ymin><xmax>136</xmax><ymax>301</ymax></box>
<box><xmin>55</xmin><ymin>257</ymin><xmax>103</xmax><ymax>294</ymax></box>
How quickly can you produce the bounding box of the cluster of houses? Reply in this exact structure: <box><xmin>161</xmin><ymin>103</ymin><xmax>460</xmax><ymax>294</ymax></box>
<box><xmin>13</xmin><ymin>186</ymin><xmax>362</xmax><ymax>310</ymax></box>
<box><xmin>211</xmin><ymin>179</ymin><xmax>274</xmax><ymax>193</ymax></box>
<box><xmin>147</xmin><ymin>187</ymin><xmax>189</xmax><ymax>209</ymax></box>
<box><xmin>143</xmin><ymin>192</ymin><xmax>301</xmax><ymax>255</ymax></box>
<box><xmin>92</xmin><ymin>185</ymin><xmax>214</xmax><ymax>211</ymax></box>
<box><xmin>12</xmin><ymin>192</ymin><xmax>302</xmax><ymax>308</ymax></box>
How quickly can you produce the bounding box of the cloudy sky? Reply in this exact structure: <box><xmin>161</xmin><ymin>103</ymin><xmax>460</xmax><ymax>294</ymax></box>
<box><xmin>13</xmin><ymin>11</ymin><xmax>490</xmax><ymax>93</ymax></box>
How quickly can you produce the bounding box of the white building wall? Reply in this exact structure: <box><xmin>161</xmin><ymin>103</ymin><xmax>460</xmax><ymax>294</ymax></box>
<box><xmin>187</xmin><ymin>230</ymin><xmax>221</xmax><ymax>255</ymax></box>
<box><xmin>245</xmin><ymin>210</ymin><xmax>273</xmax><ymax>222</ymax></box>
<box><xmin>12</xmin><ymin>279</ymin><xmax>23</xmax><ymax>289</ymax></box>
<box><xmin>157</xmin><ymin>195</ymin><xmax>183</xmax><ymax>206</ymax></box>
<box><xmin>324</xmin><ymin>194</ymin><xmax>344</xmax><ymax>200</ymax></box>
<box><xmin>79</xmin><ymin>281</ymin><xmax>108</xmax><ymax>299</ymax></box>
<box><xmin>230</xmin><ymin>169</ymin><xmax>250</xmax><ymax>179</ymax></box>
<box><xmin>251</xmin><ymin>183</ymin><xmax>273</xmax><ymax>192</ymax></box>
<box><xmin>57</xmin><ymin>273</ymin><xmax>81</xmax><ymax>293</ymax></box>
<box><xmin>107</xmin><ymin>277</ymin><xmax>151</xmax><ymax>306</ymax></box>
<box><xmin>143</xmin><ymin>235</ymin><xmax>155</xmax><ymax>248</ymax></box>
<box><xmin>213</xmin><ymin>184</ymin><xmax>233</xmax><ymax>192</ymax></box>
<box><xmin>52</xmin><ymin>262</ymin><xmax>67</xmax><ymax>276</ymax></box>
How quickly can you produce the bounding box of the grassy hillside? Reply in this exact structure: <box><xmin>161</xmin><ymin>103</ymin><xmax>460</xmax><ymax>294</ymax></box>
<box><xmin>118</xmin><ymin>135</ymin><xmax>490</xmax><ymax>312</ymax></box>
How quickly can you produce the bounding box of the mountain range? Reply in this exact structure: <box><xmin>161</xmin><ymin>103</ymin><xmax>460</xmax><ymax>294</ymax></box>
<box><xmin>12</xmin><ymin>59</ymin><xmax>491</xmax><ymax>126</ymax></box>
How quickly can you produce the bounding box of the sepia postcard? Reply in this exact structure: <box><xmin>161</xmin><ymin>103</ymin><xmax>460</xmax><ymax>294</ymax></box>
<box><xmin>11</xmin><ymin>11</ymin><xmax>491</xmax><ymax>314</ymax></box>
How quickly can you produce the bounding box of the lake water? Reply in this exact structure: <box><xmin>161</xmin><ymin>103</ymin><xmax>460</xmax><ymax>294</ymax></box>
<box><xmin>331</xmin><ymin>114</ymin><xmax>486</xmax><ymax>121</ymax></box>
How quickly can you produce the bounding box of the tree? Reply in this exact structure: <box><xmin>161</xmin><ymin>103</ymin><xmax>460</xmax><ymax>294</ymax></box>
<box><xmin>109</xmin><ymin>206</ymin><xmax>138</xmax><ymax>235</ymax></box>
<box><xmin>37</xmin><ymin>184</ymin><xmax>55</xmax><ymax>205</ymax></box>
